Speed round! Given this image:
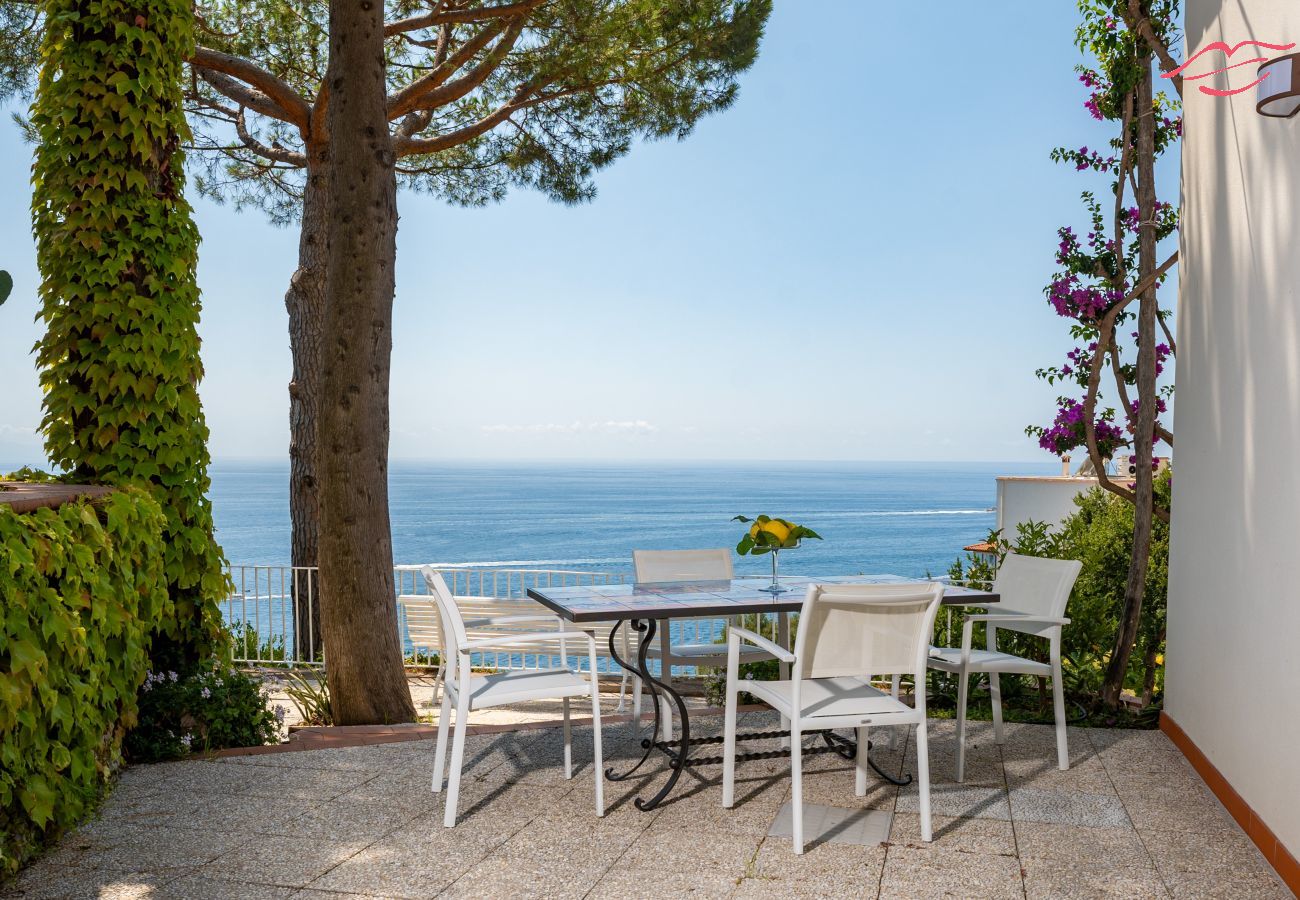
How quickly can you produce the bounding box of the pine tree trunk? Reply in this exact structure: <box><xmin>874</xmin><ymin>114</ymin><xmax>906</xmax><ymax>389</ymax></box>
<box><xmin>287</xmin><ymin>146</ymin><xmax>328</xmax><ymax>660</ymax></box>
<box><xmin>316</xmin><ymin>0</ymin><xmax>416</xmax><ymax>725</ymax></box>
<box><xmin>1102</xmin><ymin>47</ymin><xmax>1158</xmax><ymax>709</ymax></box>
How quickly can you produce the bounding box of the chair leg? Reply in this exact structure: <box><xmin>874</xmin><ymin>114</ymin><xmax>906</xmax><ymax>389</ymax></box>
<box><xmin>855</xmin><ymin>726</ymin><xmax>869</xmax><ymax>797</ymax></box>
<box><xmin>615</xmin><ymin>629</ymin><xmax>630</xmax><ymax>713</ymax></box>
<box><xmin>631</xmin><ymin>674</ymin><xmax>642</xmax><ymax>738</ymax></box>
<box><xmin>790</xmin><ymin>726</ymin><xmax>804</xmax><ymax>854</ymax></box>
<box><xmin>916</xmin><ymin>717</ymin><xmax>933</xmax><ymax>843</ymax></box>
<box><xmin>659</xmin><ymin>625</ymin><xmax>675</xmax><ymax>742</ymax></box>
<box><xmin>988</xmin><ymin>627</ymin><xmax>1004</xmax><ymax>745</ymax></box>
<box><xmin>431</xmin><ymin>687</ymin><xmax>452</xmax><ymax>794</ymax></box>
<box><xmin>590</xmin><ymin>683</ymin><xmax>605</xmax><ymax>817</ymax></box>
<box><xmin>989</xmin><ymin>672</ymin><xmax>1005</xmax><ymax>745</ymax></box>
<box><xmin>955</xmin><ymin>668</ymin><xmax>969</xmax><ymax>784</ymax></box>
<box><xmin>659</xmin><ymin>693</ymin><xmax>673</xmax><ymax>743</ymax></box>
<box><xmin>1051</xmin><ymin>644</ymin><xmax>1069</xmax><ymax>771</ymax></box>
<box><xmin>889</xmin><ymin>674</ymin><xmax>902</xmax><ymax>750</ymax></box>
<box><xmin>562</xmin><ymin>697</ymin><xmax>573</xmax><ymax>779</ymax></box>
<box><xmin>722</xmin><ymin>662</ymin><xmax>739</xmax><ymax>809</ymax></box>
<box><xmin>443</xmin><ymin>691</ymin><xmax>470</xmax><ymax>828</ymax></box>
<box><xmin>615</xmin><ymin>669</ymin><xmax>628</xmax><ymax>713</ymax></box>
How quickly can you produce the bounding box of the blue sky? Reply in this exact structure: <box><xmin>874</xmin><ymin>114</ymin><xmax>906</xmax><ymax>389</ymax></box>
<box><xmin>0</xmin><ymin>2</ymin><xmax>1181</xmax><ymax>467</ymax></box>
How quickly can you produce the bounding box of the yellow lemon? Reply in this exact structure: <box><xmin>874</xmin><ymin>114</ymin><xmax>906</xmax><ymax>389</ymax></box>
<box><xmin>749</xmin><ymin>523</ymin><xmax>760</xmax><ymax>540</ymax></box>
<box><xmin>1155</xmin><ymin>653</ymin><xmax>1164</xmax><ymax>666</ymax></box>
<box><xmin>760</xmin><ymin>519</ymin><xmax>791</xmax><ymax>543</ymax></box>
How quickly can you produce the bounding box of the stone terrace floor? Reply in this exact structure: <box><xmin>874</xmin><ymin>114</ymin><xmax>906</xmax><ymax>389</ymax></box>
<box><xmin>4</xmin><ymin>711</ymin><xmax>1292</xmax><ymax>899</ymax></box>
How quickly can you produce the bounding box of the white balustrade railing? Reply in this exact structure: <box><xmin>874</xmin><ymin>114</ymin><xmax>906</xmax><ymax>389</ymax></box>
<box><xmin>223</xmin><ymin>563</ymin><xmax>787</xmax><ymax>676</ymax></box>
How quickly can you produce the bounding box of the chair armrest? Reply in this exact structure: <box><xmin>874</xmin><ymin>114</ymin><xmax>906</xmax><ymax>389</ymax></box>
<box><xmin>462</xmin><ymin>613</ymin><xmax>563</xmax><ymax>628</ymax></box>
<box><xmin>729</xmin><ymin>627</ymin><xmax>795</xmax><ymax>663</ymax></box>
<box><xmin>460</xmin><ymin>630</ymin><xmax>595</xmax><ymax>651</ymax></box>
<box><xmin>964</xmin><ymin>614</ymin><xmax>1070</xmax><ymax>626</ymax></box>
<box><xmin>955</xmin><ymin>614</ymin><xmax>1069</xmax><ymax>654</ymax></box>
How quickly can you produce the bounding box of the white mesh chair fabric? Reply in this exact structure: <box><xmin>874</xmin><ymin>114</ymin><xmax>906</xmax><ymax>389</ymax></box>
<box><xmin>632</xmin><ymin>548</ymin><xmax>733</xmax><ymax>582</ymax></box>
<box><xmin>927</xmin><ymin>553</ymin><xmax>1083</xmax><ymax>781</ymax></box>
<box><xmin>722</xmin><ymin>582</ymin><xmax>944</xmax><ymax>854</ymax></box>
<box><xmin>630</xmin><ymin>549</ymin><xmax>786</xmax><ymax>741</ymax></box>
<box><xmin>799</xmin><ymin>583</ymin><xmax>944</xmax><ymax>679</ymax></box>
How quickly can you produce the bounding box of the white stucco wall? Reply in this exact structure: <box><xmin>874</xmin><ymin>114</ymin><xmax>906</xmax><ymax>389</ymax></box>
<box><xmin>1169</xmin><ymin>0</ymin><xmax>1300</xmax><ymax>855</ymax></box>
<box><xmin>996</xmin><ymin>477</ymin><xmax>1097</xmax><ymax>539</ymax></box>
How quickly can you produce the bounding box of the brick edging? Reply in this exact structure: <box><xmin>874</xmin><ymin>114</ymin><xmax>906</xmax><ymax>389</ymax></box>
<box><xmin>1160</xmin><ymin>711</ymin><xmax>1299</xmax><ymax>894</ymax></box>
<box><xmin>207</xmin><ymin>703</ymin><xmax>768</xmax><ymax>758</ymax></box>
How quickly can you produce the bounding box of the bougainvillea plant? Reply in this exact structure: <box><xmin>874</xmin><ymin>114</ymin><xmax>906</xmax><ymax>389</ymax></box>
<box><xmin>1025</xmin><ymin>0</ymin><xmax>1184</xmax><ymax>709</ymax></box>
<box><xmin>1026</xmin><ymin>0</ymin><xmax>1181</xmax><ymax>516</ymax></box>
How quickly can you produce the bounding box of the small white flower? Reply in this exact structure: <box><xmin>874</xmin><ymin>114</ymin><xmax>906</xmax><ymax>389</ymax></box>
<box><xmin>200</xmin><ymin>687</ymin><xmax>211</xmax><ymax>700</ymax></box>
<box><xmin>168</xmin><ymin>671</ymin><xmax>179</xmax><ymax>682</ymax></box>
<box><xmin>180</xmin><ymin>734</ymin><xmax>192</xmax><ymax>749</ymax></box>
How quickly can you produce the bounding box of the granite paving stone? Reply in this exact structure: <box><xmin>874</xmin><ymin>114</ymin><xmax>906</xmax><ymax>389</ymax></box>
<box><xmin>1020</xmin><ymin>858</ymin><xmax>1169</xmax><ymax>898</ymax></box>
<box><xmin>2</xmin><ymin>715</ymin><xmax>1287</xmax><ymax>900</ymax></box>
<box><xmin>887</xmin><ymin>813</ymin><xmax>1018</xmax><ymax>856</ymax></box>
<box><xmin>194</xmin><ymin>836</ymin><xmax>372</xmax><ymax>889</ymax></box>
<box><xmin>1157</xmin><ymin>869</ymin><xmax>1293</xmax><ymax>899</ymax></box>
<box><xmin>1006</xmin><ymin>785</ymin><xmax>1132</xmax><ymax>827</ymax></box>
<box><xmin>878</xmin><ymin>844</ymin><xmax>1025</xmax><ymax>899</ymax></box>
<box><xmin>1013</xmin><ymin>820</ymin><xmax>1153</xmax><ymax>867</ymax></box>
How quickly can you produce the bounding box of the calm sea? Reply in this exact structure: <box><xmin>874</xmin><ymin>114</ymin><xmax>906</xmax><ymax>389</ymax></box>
<box><xmin>207</xmin><ymin>460</ymin><xmax>1056</xmax><ymax>578</ymax></box>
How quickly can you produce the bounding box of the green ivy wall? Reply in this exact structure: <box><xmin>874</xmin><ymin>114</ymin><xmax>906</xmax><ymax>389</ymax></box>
<box><xmin>0</xmin><ymin>489</ymin><xmax>168</xmax><ymax>875</ymax></box>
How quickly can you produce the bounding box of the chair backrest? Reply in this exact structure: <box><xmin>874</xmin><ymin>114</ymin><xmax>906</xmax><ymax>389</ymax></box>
<box><xmin>397</xmin><ymin>594</ymin><xmax>440</xmax><ymax>652</ymax></box>
<box><xmin>793</xmin><ymin>583</ymin><xmax>944</xmax><ymax>683</ymax></box>
<box><xmin>421</xmin><ymin>567</ymin><xmax>468</xmax><ymax>681</ymax></box>
<box><xmin>993</xmin><ymin>553</ymin><xmax>1083</xmax><ymax>619</ymax></box>
<box><xmin>633</xmin><ymin>548</ymin><xmax>733</xmax><ymax>583</ymax></box>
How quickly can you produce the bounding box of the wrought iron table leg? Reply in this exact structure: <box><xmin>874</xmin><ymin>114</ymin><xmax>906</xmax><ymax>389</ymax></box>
<box><xmin>820</xmin><ymin>732</ymin><xmax>913</xmax><ymax>786</ymax></box>
<box><xmin>605</xmin><ymin>619</ymin><xmax>661</xmax><ymax>782</ymax></box>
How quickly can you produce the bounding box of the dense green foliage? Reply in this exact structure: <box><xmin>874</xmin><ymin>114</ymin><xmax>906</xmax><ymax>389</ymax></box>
<box><xmin>946</xmin><ymin>471</ymin><xmax>1171</xmax><ymax>705</ymax></box>
<box><xmin>190</xmin><ymin>0</ymin><xmax>772</xmax><ymax>219</ymax></box>
<box><xmin>126</xmin><ymin>663</ymin><xmax>279</xmax><ymax>761</ymax></box>
<box><xmin>0</xmin><ymin>489</ymin><xmax>167</xmax><ymax>876</ymax></box>
<box><xmin>30</xmin><ymin>0</ymin><xmax>227</xmax><ymax>669</ymax></box>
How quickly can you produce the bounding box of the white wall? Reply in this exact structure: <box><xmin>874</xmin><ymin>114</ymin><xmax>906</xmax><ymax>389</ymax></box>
<box><xmin>1169</xmin><ymin>0</ymin><xmax>1300</xmax><ymax>855</ymax></box>
<box><xmin>996</xmin><ymin>477</ymin><xmax>1097</xmax><ymax>539</ymax></box>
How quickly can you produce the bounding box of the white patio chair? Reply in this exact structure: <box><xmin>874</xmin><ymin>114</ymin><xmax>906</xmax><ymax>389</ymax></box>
<box><xmin>631</xmin><ymin>549</ymin><xmax>789</xmax><ymax>739</ymax></box>
<box><xmin>421</xmin><ymin>567</ymin><xmax>604</xmax><ymax>827</ymax></box>
<box><xmin>722</xmin><ymin>582</ymin><xmax>944</xmax><ymax>854</ymax></box>
<box><xmin>926</xmin><ymin>553</ymin><xmax>1082</xmax><ymax>782</ymax></box>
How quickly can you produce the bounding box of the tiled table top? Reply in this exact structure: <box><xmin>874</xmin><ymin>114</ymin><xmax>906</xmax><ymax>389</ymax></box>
<box><xmin>527</xmin><ymin>574</ymin><xmax>999</xmax><ymax>622</ymax></box>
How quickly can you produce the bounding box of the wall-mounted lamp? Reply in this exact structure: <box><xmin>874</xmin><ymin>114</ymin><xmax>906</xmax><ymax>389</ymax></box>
<box><xmin>1257</xmin><ymin>53</ymin><xmax>1300</xmax><ymax>117</ymax></box>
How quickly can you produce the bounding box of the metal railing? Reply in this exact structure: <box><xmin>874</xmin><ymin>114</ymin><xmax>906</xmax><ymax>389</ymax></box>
<box><xmin>224</xmin><ymin>563</ymin><xmax>790</xmax><ymax>676</ymax></box>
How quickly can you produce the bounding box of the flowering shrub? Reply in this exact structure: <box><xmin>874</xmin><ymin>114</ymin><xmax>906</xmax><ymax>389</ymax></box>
<box><xmin>945</xmin><ymin>469</ymin><xmax>1171</xmax><ymax>706</ymax></box>
<box><xmin>125</xmin><ymin>662</ymin><xmax>279</xmax><ymax>762</ymax></box>
<box><xmin>1036</xmin><ymin>399</ymin><xmax>1126</xmax><ymax>458</ymax></box>
<box><xmin>1026</xmin><ymin>2</ymin><xmax>1181</xmax><ymax>467</ymax></box>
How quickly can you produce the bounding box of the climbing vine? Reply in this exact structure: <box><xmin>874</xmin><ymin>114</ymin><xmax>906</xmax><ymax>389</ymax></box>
<box><xmin>0</xmin><ymin>489</ymin><xmax>168</xmax><ymax>875</ymax></box>
<box><xmin>30</xmin><ymin>0</ymin><xmax>227</xmax><ymax>668</ymax></box>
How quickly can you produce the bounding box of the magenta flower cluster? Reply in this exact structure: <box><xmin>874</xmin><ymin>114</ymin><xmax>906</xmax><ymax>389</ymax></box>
<box><xmin>1048</xmin><ymin>274</ymin><xmax>1123</xmax><ymax>321</ymax></box>
<box><xmin>1074</xmin><ymin>146</ymin><xmax>1117</xmax><ymax>171</ymax></box>
<box><xmin>1038</xmin><ymin>399</ymin><xmax>1126</xmax><ymax>457</ymax></box>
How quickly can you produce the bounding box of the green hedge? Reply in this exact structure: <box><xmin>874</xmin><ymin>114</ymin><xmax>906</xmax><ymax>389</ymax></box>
<box><xmin>0</xmin><ymin>488</ymin><xmax>168</xmax><ymax>876</ymax></box>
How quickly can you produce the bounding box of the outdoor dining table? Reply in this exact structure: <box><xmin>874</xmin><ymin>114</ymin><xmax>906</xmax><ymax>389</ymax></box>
<box><xmin>527</xmin><ymin>574</ymin><xmax>999</xmax><ymax>811</ymax></box>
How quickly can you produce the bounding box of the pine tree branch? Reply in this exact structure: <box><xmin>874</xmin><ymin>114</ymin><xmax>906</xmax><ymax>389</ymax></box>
<box><xmin>385</xmin><ymin>0</ymin><xmax>545</xmax><ymax>36</ymax></box>
<box><xmin>190</xmin><ymin>47</ymin><xmax>311</xmax><ymax>129</ymax></box>
<box><xmin>386</xmin><ymin>18</ymin><xmax>513</xmax><ymax>120</ymax></box>
<box><xmin>236</xmin><ymin>108</ymin><xmax>307</xmax><ymax>166</ymax></box>
<box><xmin>395</xmin><ymin>81</ymin><xmax>617</xmax><ymax>156</ymax></box>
